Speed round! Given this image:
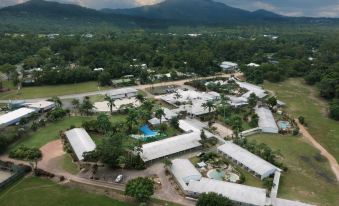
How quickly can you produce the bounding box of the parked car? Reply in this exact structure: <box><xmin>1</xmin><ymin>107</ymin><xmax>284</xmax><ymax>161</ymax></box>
<box><xmin>115</xmin><ymin>174</ymin><xmax>123</xmax><ymax>183</ymax></box>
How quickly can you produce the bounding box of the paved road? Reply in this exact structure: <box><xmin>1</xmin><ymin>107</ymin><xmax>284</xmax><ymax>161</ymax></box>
<box><xmin>296</xmin><ymin>119</ymin><xmax>339</xmax><ymax>181</ymax></box>
<box><xmin>0</xmin><ymin>73</ymin><xmax>241</xmax><ymax>103</ymax></box>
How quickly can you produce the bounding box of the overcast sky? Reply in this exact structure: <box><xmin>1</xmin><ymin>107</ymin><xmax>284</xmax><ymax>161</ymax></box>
<box><xmin>1</xmin><ymin>0</ymin><xmax>339</xmax><ymax>17</ymax></box>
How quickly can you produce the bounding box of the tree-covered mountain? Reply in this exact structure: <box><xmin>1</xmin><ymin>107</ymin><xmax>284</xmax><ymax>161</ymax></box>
<box><xmin>102</xmin><ymin>0</ymin><xmax>284</xmax><ymax>24</ymax></box>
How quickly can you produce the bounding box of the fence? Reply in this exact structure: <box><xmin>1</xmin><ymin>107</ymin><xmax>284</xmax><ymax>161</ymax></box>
<box><xmin>0</xmin><ymin>160</ymin><xmax>30</xmax><ymax>191</ymax></box>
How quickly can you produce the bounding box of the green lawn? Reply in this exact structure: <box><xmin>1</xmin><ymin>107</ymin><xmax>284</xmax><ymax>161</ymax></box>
<box><xmin>11</xmin><ymin>114</ymin><xmax>127</xmax><ymax>150</ymax></box>
<box><xmin>263</xmin><ymin>78</ymin><xmax>339</xmax><ymax>162</ymax></box>
<box><xmin>249</xmin><ymin>134</ymin><xmax>339</xmax><ymax>206</ymax></box>
<box><xmin>0</xmin><ymin>81</ymin><xmax>110</xmax><ymax>100</ymax></box>
<box><xmin>0</xmin><ymin>177</ymin><xmax>131</xmax><ymax>206</ymax></box>
<box><xmin>60</xmin><ymin>154</ymin><xmax>79</xmax><ymax>175</ymax></box>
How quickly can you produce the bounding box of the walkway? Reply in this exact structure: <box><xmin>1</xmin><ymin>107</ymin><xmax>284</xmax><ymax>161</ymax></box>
<box><xmin>295</xmin><ymin>119</ymin><xmax>339</xmax><ymax>181</ymax></box>
<box><xmin>0</xmin><ymin>73</ymin><xmax>242</xmax><ymax>103</ymax></box>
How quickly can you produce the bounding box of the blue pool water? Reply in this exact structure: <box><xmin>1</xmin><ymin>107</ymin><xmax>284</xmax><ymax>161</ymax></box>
<box><xmin>207</xmin><ymin>169</ymin><xmax>225</xmax><ymax>181</ymax></box>
<box><xmin>277</xmin><ymin>121</ymin><xmax>290</xmax><ymax>129</ymax></box>
<box><xmin>140</xmin><ymin>125</ymin><xmax>158</xmax><ymax>137</ymax></box>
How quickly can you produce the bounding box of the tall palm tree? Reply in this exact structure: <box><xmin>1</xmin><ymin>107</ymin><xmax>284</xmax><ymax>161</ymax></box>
<box><xmin>51</xmin><ymin>96</ymin><xmax>62</xmax><ymax>108</ymax></box>
<box><xmin>104</xmin><ymin>94</ymin><xmax>115</xmax><ymax>114</ymax></box>
<box><xmin>155</xmin><ymin>108</ymin><xmax>165</xmax><ymax>124</ymax></box>
<box><xmin>202</xmin><ymin>100</ymin><xmax>216</xmax><ymax>114</ymax></box>
<box><xmin>219</xmin><ymin>94</ymin><xmax>230</xmax><ymax>119</ymax></box>
<box><xmin>136</xmin><ymin>93</ymin><xmax>145</xmax><ymax>103</ymax></box>
<box><xmin>71</xmin><ymin>98</ymin><xmax>80</xmax><ymax>113</ymax></box>
<box><xmin>126</xmin><ymin>109</ymin><xmax>139</xmax><ymax>131</ymax></box>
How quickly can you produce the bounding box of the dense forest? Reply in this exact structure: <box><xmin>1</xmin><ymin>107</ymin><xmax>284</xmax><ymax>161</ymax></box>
<box><xmin>0</xmin><ymin>29</ymin><xmax>338</xmax><ymax>120</ymax></box>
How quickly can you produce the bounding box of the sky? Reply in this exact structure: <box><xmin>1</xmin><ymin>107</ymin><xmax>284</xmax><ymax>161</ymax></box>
<box><xmin>1</xmin><ymin>0</ymin><xmax>339</xmax><ymax>17</ymax></box>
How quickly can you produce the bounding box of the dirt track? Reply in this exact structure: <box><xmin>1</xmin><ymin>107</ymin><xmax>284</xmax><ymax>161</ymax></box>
<box><xmin>296</xmin><ymin>119</ymin><xmax>339</xmax><ymax>181</ymax></box>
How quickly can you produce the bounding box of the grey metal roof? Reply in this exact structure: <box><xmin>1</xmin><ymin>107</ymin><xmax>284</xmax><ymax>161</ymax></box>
<box><xmin>218</xmin><ymin>142</ymin><xmax>279</xmax><ymax>177</ymax></box>
<box><xmin>65</xmin><ymin>128</ymin><xmax>96</xmax><ymax>161</ymax></box>
<box><xmin>255</xmin><ymin>106</ymin><xmax>279</xmax><ymax>133</ymax></box>
<box><xmin>170</xmin><ymin>159</ymin><xmax>202</xmax><ymax>190</ymax></box>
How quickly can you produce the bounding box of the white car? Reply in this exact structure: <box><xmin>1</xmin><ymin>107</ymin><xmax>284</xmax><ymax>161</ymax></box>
<box><xmin>115</xmin><ymin>174</ymin><xmax>123</xmax><ymax>183</ymax></box>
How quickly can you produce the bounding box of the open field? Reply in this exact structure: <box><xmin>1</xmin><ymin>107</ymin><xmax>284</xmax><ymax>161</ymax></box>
<box><xmin>249</xmin><ymin>134</ymin><xmax>339</xmax><ymax>206</ymax></box>
<box><xmin>0</xmin><ymin>177</ymin><xmax>131</xmax><ymax>206</ymax></box>
<box><xmin>11</xmin><ymin>114</ymin><xmax>127</xmax><ymax>150</ymax></box>
<box><xmin>0</xmin><ymin>81</ymin><xmax>110</xmax><ymax>100</ymax></box>
<box><xmin>263</xmin><ymin>78</ymin><xmax>339</xmax><ymax>162</ymax></box>
<box><xmin>60</xmin><ymin>154</ymin><xmax>79</xmax><ymax>175</ymax></box>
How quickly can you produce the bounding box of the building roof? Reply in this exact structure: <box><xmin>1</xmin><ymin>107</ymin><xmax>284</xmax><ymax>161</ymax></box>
<box><xmin>140</xmin><ymin>132</ymin><xmax>201</xmax><ymax>162</ymax></box>
<box><xmin>65</xmin><ymin>128</ymin><xmax>96</xmax><ymax>161</ymax></box>
<box><xmin>236</xmin><ymin>81</ymin><xmax>267</xmax><ymax>99</ymax></box>
<box><xmin>247</xmin><ymin>63</ymin><xmax>260</xmax><ymax>67</ymax></box>
<box><xmin>108</xmin><ymin>87</ymin><xmax>138</xmax><ymax>97</ymax></box>
<box><xmin>255</xmin><ymin>106</ymin><xmax>279</xmax><ymax>133</ymax></box>
<box><xmin>218</xmin><ymin>142</ymin><xmax>279</xmax><ymax>177</ymax></box>
<box><xmin>163</xmin><ymin>108</ymin><xmax>178</xmax><ymax>120</ymax></box>
<box><xmin>187</xmin><ymin>177</ymin><xmax>267</xmax><ymax>206</ymax></box>
<box><xmin>0</xmin><ymin>108</ymin><xmax>36</xmax><ymax>127</ymax></box>
<box><xmin>220</xmin><ymin>61</ymin><xmax>238</xmax><ymax>70</ymax></box>
<box><xmin>227</xmin><ymin>95</ymin><xmax>248</xmax><ymax>107</ymax></box>
<box><xmin>170</xmin><ymin>159</ymin><xmax>202</xmax><ymax>190</ymax></box>
<box><xmin>25</xmin><ymin>101</ymin><xmax>55</xmax><ymax>110</ymax></box>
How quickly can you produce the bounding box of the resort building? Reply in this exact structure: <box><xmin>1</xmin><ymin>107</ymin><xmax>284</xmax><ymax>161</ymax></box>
<box><xmin>220</xmin><ymin>61</ymin><xmax>238</xmax><ymax>71</ymax></box>
<box><xmin>247</xmin><ymin>63</ymin><xmax>260</xmax><ymax>67</ymax></box>
<box><xmin>255</xmin><ymin>106</ymin><xmax>279</xmax><ymax>134</ymax></box>
<box><xmin>0</xmin><ymin>108</ymin><xmax>36</xmax><ymax>129</ymax></box>
<box><xmin>170</xmin><ymin>159</ymin><xmax>202</xmax><ymax>191</ymax></box>
<box><xmin>187</xmin><ymin>177</ymin><xmax>267</xmax><ymax>206</ymax></box>
<box><xmin>217</xmin><ymin>142</ymin><xmax>280</xmax><ymax>179</ymax></box>
<box><xmin>107</xmin><ymin>87</ymin><xmax>138</xmax><ymax>100</ymax></box>
<box><xmin>64</xmin><ymin>128</ymin><xmax>96</xmax><ymax>161</ymax></box>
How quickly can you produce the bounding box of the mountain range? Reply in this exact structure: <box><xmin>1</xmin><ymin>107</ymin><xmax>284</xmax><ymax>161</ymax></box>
<box><xmin>0</xmin><ymin>0</ymin><xmax>337</xmax><ymax>32</ymax></box>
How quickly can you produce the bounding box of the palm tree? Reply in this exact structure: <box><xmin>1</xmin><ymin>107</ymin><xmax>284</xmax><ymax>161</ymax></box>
<box><xmin>136</xmin><ymin>93</ymin><xmax>145</xmax><ymax>103</ymax></box>
<box><xmin>80</xmin><ymin>96</ymin><xmax>94</xmax><ymax>116</ymax></box>
<box><xmin>163</xmin><ymin>158</ymin><xmax>172</xmax><ymax>170</ymax></box>
<box><xmin>126</xmin><ymin>109</ymin><xmax>139</xmax><ymax>131</ymax></box>
<box><xmin>202</xmin><ymin>100</ymin><xmax>216</xmax><ymax>114</ymax></box>
<box><xmin>104</xmin><ymin>95</ymin><xmax>115</xmax><ymax>114</ymax></box>
<box><xmin>155</xmin><ymin>108</ymin><xmax>165</xmax><ymax>124</ymax></box>
<box><xmin>71</xmin><ymin>98</ymin><xmax>80</xmax><ymax>113</ymax></box>
<box><xmin>51</xmin><ymin>96</ymin><xmax>62</xmax><ymax>108</ymax></box>
<box><xmin>219</xmin><ymin>94</ymin><xmax>230</xmax><ymax>119</ymax></box>
<box><xmin>117</xmin><ymin>156</ymin><xmax>127</xmax><ymax>173</ymax></box>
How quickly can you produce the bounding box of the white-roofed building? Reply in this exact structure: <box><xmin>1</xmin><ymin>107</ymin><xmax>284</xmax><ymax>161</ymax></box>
<box><xmin>170</xmin><ymin>159</ymin><xmax>202</xmax><ymax>191</ymax></box>
<box><xmin>220</xmin><ymin>61</ymin><xmax>238</xmax><ymax>71</ymax></box>
<box><xmin>64</xmin><ymin>128</ymin><xmax>96</xmax><ymax>161</ymax></box>
<box><xmin>187</xmin><ymin>177</ymin><xmax>267</xmax><ymax>206</ymax></box>
<box><xmin>255</xmin><ymin>106</ymin><xmax>279</xmax><ymax>133</ymax></box>
<box><xmin>25</xmin><ymin>100</ymin><xmax>55</xmax><ymax>112</ymax></box>
<box><xmin>107</xmin><ymin>88</ymin><xmax>138</xmax><ymax>100</ymax></box>
<box><xmin>0</xmin><ymin>108</ymin><xmax>36</xmax><ymax>129</ymax></box>
<box><xmin>218</xmin><ymin>142</ymin><xmax>280</xmax><ymax>179</ymax></box>
<box><xmin>140</xmin><ymin>132</ymin><xmax>201</xmax><ymax>163</ymax></box>
<box><xmin>163</xmin><ymin>108</ymin><xmax>178</xmax><ymax>120</ymax></box>
<box><xmin>227</xmin><ymin>95</ymin><xmax>248</xmax><ymax>107</ymax></box>
<box><xmin>236</xmin><ymin>81</ymin><xmax>267</xmax><ymax>99</ymax></box>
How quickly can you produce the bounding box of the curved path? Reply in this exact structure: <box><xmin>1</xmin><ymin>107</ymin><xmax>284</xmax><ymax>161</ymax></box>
<box><xmin>295</xmin><ymin>119</ymin><xmax>339</xmax><ymax>181</ymax></box>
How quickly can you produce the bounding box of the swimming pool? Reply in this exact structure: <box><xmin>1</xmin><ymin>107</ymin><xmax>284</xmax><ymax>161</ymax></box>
<box><xmin>207</xmin><ymin>169</ymin><xmax>225</xmax><ymax>181</ymax></box>
<box><xmin>277</xmin><ymin>121</ymin><xmax>290</xmax><ymax>130</ymax></box>
<box><xmin>140</xmin><ymin>125</ymin><xmax>158</xmax><ymax>137</ymax></box>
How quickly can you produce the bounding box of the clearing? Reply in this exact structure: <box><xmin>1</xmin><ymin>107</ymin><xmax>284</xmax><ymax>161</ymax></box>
<box><xmin>249</xmin><ymin>134</ymin><xmax>339</xmax><ymax>206</ymax></box>
<box><xmin>0</xmin><ymin>177</ymin><xmax>131</xmax><ymax>206</ymax></box>
<box><xmin>264</xmin><ymin>78</ymin><xmax>339</xmax><ymax>162</ymax></box>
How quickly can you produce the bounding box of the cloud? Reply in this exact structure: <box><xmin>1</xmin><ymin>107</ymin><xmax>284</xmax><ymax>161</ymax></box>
<box><xmin>253</xmin><ymin>1</ymin><xmax>276</xmax><ymax>11</ymax></box>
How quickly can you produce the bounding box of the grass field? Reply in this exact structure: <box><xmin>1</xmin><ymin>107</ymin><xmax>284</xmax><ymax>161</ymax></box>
<box><xmin>11</xmin><ymin>114</ymin><xmax>127</xmax><ymax>150</ymax></box>
<box><xmin>0</xmin><ymin>177</ymin><xmax>131</xmax><ymax>206</ymax></box>
<box><xmin>249</xmin><ymin>134</ymin><xmax>339</xmax><ymax>206</ymax></box>
<box><xmin>263</xmin><ymin>78</ymin><xmax>339</xmax><ymax>162</ymax></box>
<box><xmin>60</xmin><ymin>154</ymin><xmax>79</xmax><ymax>175</ymax></box>
<box><xmin>0</xmin><ymin>81</ymin><xmax>110</xmax><ymax>100</ymax></box>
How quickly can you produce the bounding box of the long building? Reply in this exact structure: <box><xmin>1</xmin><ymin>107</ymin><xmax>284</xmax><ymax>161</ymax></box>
<box><xmin>107</xmin><ymin>87</ymin><xmax>138</xmax><ymax>100</ymax></box>
<box><xmin>170</xmin><ymin>159</ymin><xmax>202</xmax><ymax>191</ymax></box>
<box><xmin>255</xmin><ymin>106</ymin><xmax>279</xmax><ymax>133</ymax></box>
<box><xmin>0</xmin><ymin>108</ymin><xmax>36</xmax><ymax>129</ymax></box>
<box><xmin>218</xmin><ymin>142</ymin><xmax>280</xmax><ymax>179</ymax></box>
<box><xmin>187</xmin><ymin>177</ymin><xmax>267</xmax><ymax>206</ymax></box>
<box><xmin>64</xmin><ymin>128</ymin><xmax>96</xmax><ymax>161</ymax></box>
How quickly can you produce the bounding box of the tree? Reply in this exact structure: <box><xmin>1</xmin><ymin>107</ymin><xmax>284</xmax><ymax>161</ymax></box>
<box><xmin>126</xmin><ymin>109</ymin><xmax>139</xmax><ymax>131</ymax></box>
<box><xmin>104</xmin><ymin>95</ymin><xmax>115</xmax><ymax>114</ymax></box>
<box><xmin>51</xmin><ymin>96</ymin><xmax>62</xmax><ymax>108</ymax></box>
<box><xmin>163</xmin><ymin>158</ymin><xmax>172</xmax><ymax>170</ymax></box>
<box><xmin>96</xmin><ymin>113</ymin><xmax>112</xmax><ymax>133</ymax></box>
<box><xmin>98</xmin><ymin>72</ymin><xmax>111</xmax><ymax>86</ymax></box>
<box><xmin>71</xmin><ymin>98</ymin><xmax>80</xmax><ymax>112</ymax></box>
<box><xmin>155</xmin><ymin>108</ymin><xmax>165</xmax><ymax>124</ymax></box>
<box><xmin>298</xmin><ymin>116</ymin><xmax>305</xmax><ymax>125</ymax></box>
<box><xmin>96</xmin><ymin>133</ymin><xmax>124</xmax><ymax>167</ymax></box>
<box><xmin>248</xmin><ymin>93</ymin><xmax>258</xmax><ymax>107</ymax></box>
<box><xmin>136</xmin><ymin>93</ymin><xmax>145</xmax><ymax>103</ymax></box>
<box><xmin>117</xmin><ymin>155</ymin><xmax>127</xmax><ymax>173</ymax></box>
<box><xmin>329</xmin><ymin>99</ymin><xmax>339</xmax><ymax>121</ymax></box>
<box><xmin>267</xmin><ymin>96</ymin><xmax>277</xmax><ymax>107</ymax></box>
<box><xmin>170</xmin><ymin>117</ymin><xmax>179</xmax><ymax>129</ymax></box>
<box><xmin>80</xmin><ymin>96</ymin><xmax>94</xmax><ymax>116</ymax></box>
<box><xmin>125</xmin><ymin>177</ymin><xmax>154</xmax><ymax>203</ymax></box>
<box><xmin>219</xmin><ymin>94</ymin><xmax>230</xmax><ymax>119</ymax></box>
<box><xmin>200</xmin><ymin>129</ymin><xmax>207</xmax><ymax>142</ymax></box>
<box><xmin>196</xmin><ymin>192</ymin><xmax>233</xmax><ymax>206</ymax></box>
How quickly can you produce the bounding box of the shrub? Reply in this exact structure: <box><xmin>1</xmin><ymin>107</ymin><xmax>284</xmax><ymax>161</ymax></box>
<box><xmin>9</xmin><ymin>146</ymin><xmax>42</xmax><ymax>161</ymax></box>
